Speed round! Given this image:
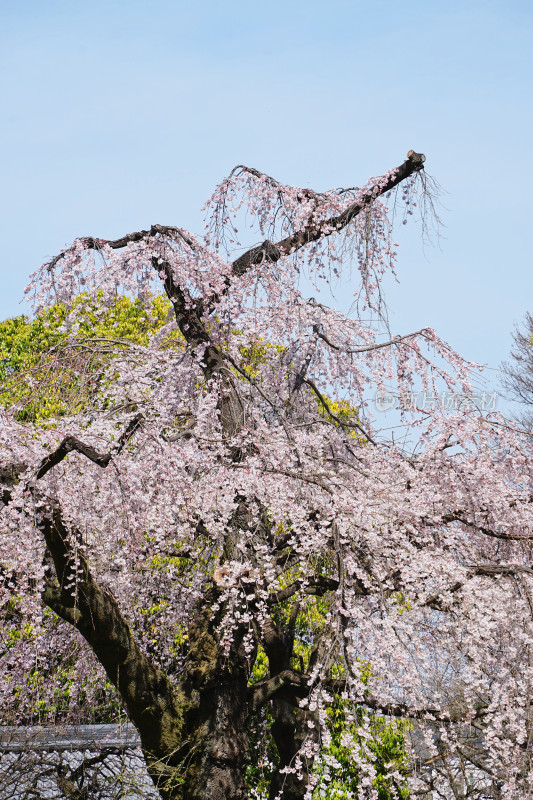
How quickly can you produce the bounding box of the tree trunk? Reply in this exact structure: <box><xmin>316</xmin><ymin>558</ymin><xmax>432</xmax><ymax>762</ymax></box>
<box><xmin>148</xmin><ymin>591</ymin><xmax>252</xmax><ymax>800</ymax></box>
<box><xmin>269</xmin><ymin>699</ymin><xmax>314</xmax><ymax>800</ymax></box>
<box><xmin>262</xmin><ymin>611</ymin><xmax>318</xmax><ymax>800</ymax></box>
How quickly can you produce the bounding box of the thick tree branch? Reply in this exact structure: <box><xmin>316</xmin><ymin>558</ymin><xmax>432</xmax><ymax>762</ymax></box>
<box><xmin>35</xmin><ymin>436</ymin><xmax>111</xmax><ymax>480</ymax></box>
<box><xmin>267</xmin><ymin>576</ymin><xmax>339</xmax><ymax>606</ymax></box>
<box><xmin>39</xmin><ymin>504</ymin><xmax>183</xmax><ymax>761</ymax></box>
<box><xmin>250</xmin><ymin>668</ymin><xmax>486</xmax><ymax>725</ymax></box>
<box><xmin>250</xmin><ymin>669</ymin><xmax>311</xmax><ymax>711</ymax></box>
<box><xmin>472</xmin><ymin>563</ymin><xmax>533</xmax><ymax>578</ymax></box>
<box><xmin>42</xmin><ymin>582</ymin><xmax>82</xmax><ymax>625</ymax></box>
<box><xmin>232</xmin><ymin>151</ymin><xmax>426</xmax><ymax>276</ymax></box>
<box><xmin>34</xmin><ymin>414</ymin><xmax>144</xmax><ymax>481</ymax></box>
<box><xmin>441</xmin><ymin>510</ymin><xmax>533</xmax><ymax>541</ymax></box>
<box><xmin>357</xmin><ymin>692</ymin><xmax>488</xmax><ymax>724</ymax></box>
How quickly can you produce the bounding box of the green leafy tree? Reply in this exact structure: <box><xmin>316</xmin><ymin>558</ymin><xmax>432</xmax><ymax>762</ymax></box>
<box><xmin>0</xmin><ymin>292</ymin><xmax>173</xmax><ymax>420</ymax></box>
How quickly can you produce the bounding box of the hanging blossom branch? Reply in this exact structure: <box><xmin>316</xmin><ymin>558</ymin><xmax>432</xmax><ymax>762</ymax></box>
<box><xmin>249</xmin><ymin>668</ymin><xmax>487</xmax><ymax>723</ymax></box>
<box><xmin>231</xmin><ymin>151</ymin><xmax>426</xmax><ymax>276</ymax></box>
<box><xmin>313</xmin><ymin>325</ymin><xmax>431</xmax><ymax>354</ymax></box>
<box><xmin>38</xmin><ymin>151</ymin><xmax>425</xmax><ymax>310</ymax></box>
<box><xmin>43</xmin><ymin>224</ymin><xmax>191</xmax><ymax>273</ymax></box>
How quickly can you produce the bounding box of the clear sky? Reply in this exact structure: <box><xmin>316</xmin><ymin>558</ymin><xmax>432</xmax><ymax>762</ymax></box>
<box><xmin>1</xmin><ymin>0</ymin><xmax>532</xmax><ymax>414</ymax></box>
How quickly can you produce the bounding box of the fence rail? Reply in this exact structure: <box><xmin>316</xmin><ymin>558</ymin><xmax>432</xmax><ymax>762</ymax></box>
<box><xmin>0</xmin><ymin>723</ymin><xmax>140</xmax><ymax>753</ymax></box>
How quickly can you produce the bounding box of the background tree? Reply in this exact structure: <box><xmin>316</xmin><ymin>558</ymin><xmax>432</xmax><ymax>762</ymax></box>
<box><xmin>2</xmin><ymin>151</ymin><xmax>533</xmax><ymax>800</ymax></box>
<box><xmin>0</xmin><ymin>292</ymin><xmax>172</xmax><ymax>421</ymax></box>
<box><xmin>501</xmin><ymin>312</ymin><xmax>533</xmax><ymax>429</ymax></box>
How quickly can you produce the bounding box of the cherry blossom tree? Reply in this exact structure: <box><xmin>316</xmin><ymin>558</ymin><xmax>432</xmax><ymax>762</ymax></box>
<box><xmin>2</xmin><ymin>150</ymin><xmax>533</xmax><ymax>800</ymax></box>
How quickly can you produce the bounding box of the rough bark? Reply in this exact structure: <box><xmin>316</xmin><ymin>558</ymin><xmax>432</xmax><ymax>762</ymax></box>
<box><xmin>260</xmin><ymin>607</ymin><xmax>318</xmax><ymax>800</ymax></box>
<box><xmin>168</xmin><ymin>588</ymin><xmax>251</xmax><ymax>800</ymax></box>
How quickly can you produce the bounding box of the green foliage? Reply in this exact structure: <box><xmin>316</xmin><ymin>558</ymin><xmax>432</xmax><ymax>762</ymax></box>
<box><xmin>390</xmin><ymin>591</ymin><xmax>412</xmax><ymax>615</ymax></box>
<box><xmin>4</xmin><ymin>617</ymin><xmax>124</xmax><ymax>725</ymax></box>
<box><xmin>0</xmin><ymin>293</ymin><xmax>173</xmax><ymax>420</ymax></box>
<box><xmin>313</xmin><ymin>697</ymin><xmax>411</xmax><ymax>800</ymax></box>
<box><xmin>246</xmin><ymin>686</ymin><xmax>411</xmax><ymax>800</ymax></box>
<box><xmin>237</xmin><ymin>337</ymin><xmax>286</xmax><ymax>381</ymax></box>
<box><xmin>316</xmin><ymin>396</ymin><xmax>365</xmax><ymax>443</ymax></box>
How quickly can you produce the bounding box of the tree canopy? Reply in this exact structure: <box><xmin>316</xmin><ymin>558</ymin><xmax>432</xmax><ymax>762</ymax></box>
<box><xmin>1</xmin><ymin>151</ymin><xmax>533</xmax><ymax>800</ymax></box>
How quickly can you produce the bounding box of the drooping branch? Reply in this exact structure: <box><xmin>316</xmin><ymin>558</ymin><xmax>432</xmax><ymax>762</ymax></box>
<box><xmin>1</xmin><ymin>416</ymin><xmax>143</xmax><ymax>509</ymax></box>
<box><xmin>43</xmin><ymin>152</ymin><xmax>424</xmax><ymax>352</ymax></box>
<box><xmin>115</xmin><ymin>412</ymin><xmax>145</xmax><ymax>452</ymax></box>
<box><xmin>36</xmin><ymin>155</ymin><xmax>426</xmax><ymax>437</ymax></box>
<box><xmin>441</xmin><ymin>510</ymin><xmax>533</xmax><ymax>541</ymax></box>
<box><xmin>44</xmin><ymin>224</ymin><xmax>188</xmax><ymax>272</ymax></box>
<box><xmin>313</xmin><ymin>325</ymin><xmax>431</xmax><ymax>354</ymax></box>
<box><xmin>47</xmin><ymin>153</ymin><xmax>424</xmax><ymax>281</ymax></box>
<box><xmin>298</xmin><ymin>374</ymin><xmax>375</xmax><ymax>444</ymax></box>
<box><xmin>231</xmin><ymin>150</ymin><xmax>426</xmax><ymax>277</ymax></box>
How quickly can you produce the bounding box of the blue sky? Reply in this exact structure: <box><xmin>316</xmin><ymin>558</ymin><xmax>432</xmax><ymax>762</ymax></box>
<box><xmin>1</xmin><ymin>0</ymin><xmax>532</xmax><ymax>414</ymax></box>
